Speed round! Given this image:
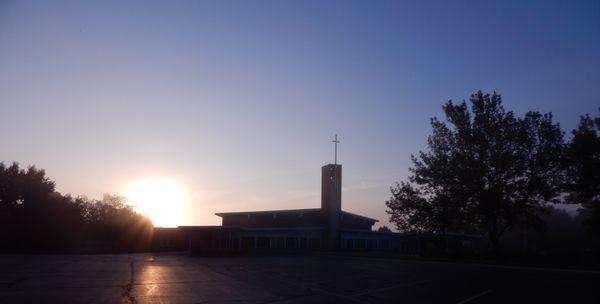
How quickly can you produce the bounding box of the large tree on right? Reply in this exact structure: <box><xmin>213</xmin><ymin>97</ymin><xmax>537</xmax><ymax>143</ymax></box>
<box><xmin>386</xmin><ymin>91</ymin><xmax>564</xmax><ymax>254</ymax></box>
<box><xmin>565</xmin><ymin>110</ymin><xmax>600</xmax><ymax>236</ymax></box>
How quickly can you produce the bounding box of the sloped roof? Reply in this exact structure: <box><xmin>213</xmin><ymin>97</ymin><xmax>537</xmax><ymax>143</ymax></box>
<box><xmin>215</xmin><ymin>208</ymin><xmax>378</xmax><ymax>223</ymax></box>
<box><xmin>341</xmin><ymin>211</ymin><xmax>379</xmax><ymax>223</ymax></box>
<box><xmin>215</xmin><ymin>208</ymin><xmax>321</xmax><ymax>217</ymax></box>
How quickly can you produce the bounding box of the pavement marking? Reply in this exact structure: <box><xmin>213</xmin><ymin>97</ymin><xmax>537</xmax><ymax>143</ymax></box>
<box><xmin>455</xmin><ymin>289</ymin><xmax>492</xmax><ymax>304</ymax></box>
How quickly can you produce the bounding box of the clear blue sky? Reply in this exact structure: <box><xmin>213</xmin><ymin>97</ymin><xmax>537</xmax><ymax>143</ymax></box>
<box><xmin>1</xmin><ymin>0</ymin><xmax>599</xmax><ymax>227</ymax></box>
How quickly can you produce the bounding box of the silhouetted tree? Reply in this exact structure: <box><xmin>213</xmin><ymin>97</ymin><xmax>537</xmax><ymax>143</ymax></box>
<box><xmin>0</xmin><ymin>162</ymin><xmax>55</xmax><ymax>210</ymax></box>
<box><xmin>81</xmin><ymin>195</ymin><xmax>153</xmax><ymax>252</ymax></box>
<box><xmin>386</xmin><ymin>91</ymin><xmax>565</xmax><ymax>255</ymax></box>
<box><xmin>565</xmin><ymin>110</ymin><xmax>600</xmax><ymax>236</ymax></box>
<box><xmin>377</xmin><ymin>226</ymin><xmax>392</xmax><ymax>233</ymax></box>
<box><xmin>0</xmin><ymin>162</ymin><xmax>77</xmax><ymax>251</ymax></box>
<box><xmin>0</xmin><ymin>162</ymin><xmax>153</xmax><ymax>253</ymax></box>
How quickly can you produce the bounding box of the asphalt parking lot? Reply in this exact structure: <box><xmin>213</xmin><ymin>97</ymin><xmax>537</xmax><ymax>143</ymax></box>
<box><xmin>0</xmin><ymin>253</ymin><xmax>598</xmax><ymax>303</ymax></box>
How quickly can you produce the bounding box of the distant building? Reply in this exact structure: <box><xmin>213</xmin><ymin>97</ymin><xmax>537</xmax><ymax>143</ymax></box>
<box><xmin>179</xmin><ymin>164</ymin><xmax>401</xmax><ymax>255</ymax></box>
<box><xmin>152</xmin><ymin>227</ymin><xmax>187</xmax><ymax>251</ymax></box>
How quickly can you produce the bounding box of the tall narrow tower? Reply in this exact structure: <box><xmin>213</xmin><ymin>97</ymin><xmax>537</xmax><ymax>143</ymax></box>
<box><xmin>322</xmin><ymin>135</ymin><xmax>342</xmax><ymax>248</ymax></box>
<box><xmin>322</xmin><ymin>164</ymin><xmax>342</xmax><ymax>246</ymax></box>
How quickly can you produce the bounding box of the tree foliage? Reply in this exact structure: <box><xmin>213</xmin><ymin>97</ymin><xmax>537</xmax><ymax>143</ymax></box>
<box><xmin>386</xmin><ymin>91</ymin><xmax>564</xmax><ymax>253</ymax></box>
<box><xmin>377</xmin><ymin>225</ymin><xmax>392</xmax><ymax>233</ymax></box>
<box><xmin>0</xmin><ymin>162</ymin><xmax>153</xmax><ymax>253</ymax></box>
<box><xmin>565</xmin><ymin>110</ymin><xmax>600</xmax><ymax>235</ymax></box>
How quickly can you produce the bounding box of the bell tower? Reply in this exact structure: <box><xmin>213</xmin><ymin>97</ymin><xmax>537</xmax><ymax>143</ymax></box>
<box><xmin>322</xmin><ymin>135</ymin><xmax>342</xmax><ymax>248</ymax></box>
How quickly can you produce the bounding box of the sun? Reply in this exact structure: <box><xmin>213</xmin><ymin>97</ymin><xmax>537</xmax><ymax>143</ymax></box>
<box><xmin>125</xmin><ymin>178</ymin><xmax>189</xmax><ymax>227</ymax></box>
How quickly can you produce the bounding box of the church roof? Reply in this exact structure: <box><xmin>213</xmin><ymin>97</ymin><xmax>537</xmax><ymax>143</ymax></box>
<box><xmin>215</xmin><ymin>208</ymin><xmax>321</xmax><ymax>217</ymax></box>
<box><xmin>341</xmin><ymin>211</ymin><xmax>379</xmax><ymax>223</ymax></box>
<box><xmin>215</xmin><ymin>208</ymin><xmax>378</xmax><ymax>223</ymax></box>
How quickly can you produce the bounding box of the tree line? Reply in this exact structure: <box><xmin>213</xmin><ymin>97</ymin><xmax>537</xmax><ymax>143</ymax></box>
<box><xmin>0</xmin><ymin>163</ymin><xmax>153</xmax><ymax>253</ymax></box>
<box><xmin>386</xmin><ymin>91</ymin><xmax>599</xmax><ymax>257</ymax></box>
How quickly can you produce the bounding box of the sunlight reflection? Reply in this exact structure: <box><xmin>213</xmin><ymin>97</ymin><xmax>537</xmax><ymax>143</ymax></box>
<box><xmin>138</xmin><ymin>263</ymin><xmax>170</xmax><ymax>298</ymax></box>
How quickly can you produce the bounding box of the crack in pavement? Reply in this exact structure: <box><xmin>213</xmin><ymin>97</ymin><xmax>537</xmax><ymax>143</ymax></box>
<box><xmin>121</xmin><ymin>261</ymin><xmax>136</xmax><ymax>304</ymax></box>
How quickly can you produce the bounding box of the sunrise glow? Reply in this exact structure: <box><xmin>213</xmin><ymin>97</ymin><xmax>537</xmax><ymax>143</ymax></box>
<box><xmin>126</xmin><ymin>178</ymin><xmax>189</xmax><ymax>227</ymax></box>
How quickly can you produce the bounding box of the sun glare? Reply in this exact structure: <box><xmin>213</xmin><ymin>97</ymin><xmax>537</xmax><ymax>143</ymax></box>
<box><xmin>126</xmin><ymin>178</ymin><xmax>189</xmax><ymax>227</ymax></box>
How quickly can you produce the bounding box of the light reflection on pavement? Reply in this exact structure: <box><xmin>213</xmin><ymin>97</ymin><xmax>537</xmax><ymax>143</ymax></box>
<box><xmin>0</xmin><ymin>253</ymin><xmax>598</xmax><ymax>303</ymax></box>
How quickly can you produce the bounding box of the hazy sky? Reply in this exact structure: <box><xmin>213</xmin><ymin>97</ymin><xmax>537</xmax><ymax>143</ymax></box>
<box><xmin>1</xmin><ymin>0</ymin><xmax>599</xmax><ymax>227</ymax></box>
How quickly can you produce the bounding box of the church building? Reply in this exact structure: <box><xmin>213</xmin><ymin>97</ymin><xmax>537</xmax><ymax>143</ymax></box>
<box><xmin>179</xmin><ymin>136</ymin><xmax>403</xmax><ymax>254</ymax></box>
<box><xmin>176</xmin><ymin>137</ymin><xmax>483</xmax><ymax>256</ymax></box>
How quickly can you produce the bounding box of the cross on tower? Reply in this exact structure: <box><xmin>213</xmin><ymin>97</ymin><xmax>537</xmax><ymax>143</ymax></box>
<box><xmin>332</xmin><ymin>134</ymin><xmax>340</xmax><ymax>165</ymax></box>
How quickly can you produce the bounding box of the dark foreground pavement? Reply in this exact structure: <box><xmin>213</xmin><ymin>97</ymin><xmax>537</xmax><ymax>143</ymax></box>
<box><xmin>0</xmin><ymin>253</ymin><xmax>598</xmax><ymax>303</ymax></box>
